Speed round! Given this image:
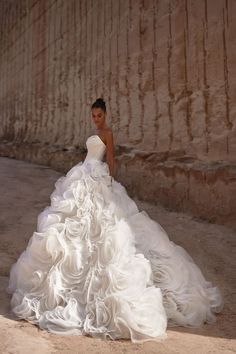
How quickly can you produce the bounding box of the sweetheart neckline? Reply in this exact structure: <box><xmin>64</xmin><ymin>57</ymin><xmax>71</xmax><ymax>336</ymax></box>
<box><xmin>89</xmin><ymin>135</ymin><xmax>106</xmax><ymax>147</ymax></box>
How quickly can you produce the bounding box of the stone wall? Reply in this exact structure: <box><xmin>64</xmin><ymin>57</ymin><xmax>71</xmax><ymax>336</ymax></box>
<box><xmin>0</xmin><ymin>0</ymin><xmax>235</xmax><ymax>228</ymax></box>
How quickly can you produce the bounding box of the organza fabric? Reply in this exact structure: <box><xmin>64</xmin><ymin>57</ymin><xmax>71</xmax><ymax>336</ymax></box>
<box><xmin>7</xmin><ymin>135</ymin><xmax>223</xmax><ymax>343</ymax></box>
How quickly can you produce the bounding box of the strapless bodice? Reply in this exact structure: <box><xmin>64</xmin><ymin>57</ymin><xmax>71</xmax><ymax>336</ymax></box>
<box><xmin>83</xmin><ymin>135</ymin><xmax>106</xmax><ymax>163</ymax></box>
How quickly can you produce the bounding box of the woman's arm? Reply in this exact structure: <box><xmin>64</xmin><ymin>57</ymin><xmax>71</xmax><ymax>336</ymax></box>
<box><xmin>105</xmin><ymin>130</ymin><xmax>115</xmax><ymax>178</ymax></box>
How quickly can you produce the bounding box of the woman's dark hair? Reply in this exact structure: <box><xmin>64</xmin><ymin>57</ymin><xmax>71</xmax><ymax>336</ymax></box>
<box><xmin>91</xmin><ymin>97</ymin><xmax>106</xmax><ymax>112</ymax></box>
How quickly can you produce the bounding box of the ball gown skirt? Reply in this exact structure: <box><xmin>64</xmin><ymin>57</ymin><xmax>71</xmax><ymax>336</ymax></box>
<box><xmin>6</xmin><ymin>135</ymin><xmax>224</xmax><ymax>344</ymax></box>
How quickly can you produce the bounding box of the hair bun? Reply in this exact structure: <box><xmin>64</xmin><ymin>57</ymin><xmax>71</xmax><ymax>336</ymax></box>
<box><xmin>96</xmin><ymin>97</ymin><xmax>105</xmax><ymax>104</ymax></box>
<box><xmin>91</xmin><ymin>97</ymin><xmax>107</xmax><ymax>112</ymax></box>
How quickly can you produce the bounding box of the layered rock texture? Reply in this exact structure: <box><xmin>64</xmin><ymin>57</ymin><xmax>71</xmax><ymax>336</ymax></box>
<box><xmin>0</xmin><ymin>0</ymin><xmax>235</xmax><ymax>228</ymax></box>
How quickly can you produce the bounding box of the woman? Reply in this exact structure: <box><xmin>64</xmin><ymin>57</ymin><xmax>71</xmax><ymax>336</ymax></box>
<box><xmin>7</xmin><ymin>97</ymin><xmax>223</xmax><ymax>344</ymax></box>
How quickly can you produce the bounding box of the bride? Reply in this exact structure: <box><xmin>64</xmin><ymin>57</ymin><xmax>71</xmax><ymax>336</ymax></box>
<box><xmin>7</xmin><ymin>97</ymin><xmax>224</xmax><ymax>343</ymax></box>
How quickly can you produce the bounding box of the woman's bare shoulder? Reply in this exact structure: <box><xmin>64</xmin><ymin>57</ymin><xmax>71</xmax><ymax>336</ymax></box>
<box><xmin>101</xmin><ymin>127</ymin><xmax>112</xmax><ymax>139</ymax></box>
<box><xmin>104</xmin><ymin>127</ymin><xmax>113</xmax><ymax>136</ymax></box>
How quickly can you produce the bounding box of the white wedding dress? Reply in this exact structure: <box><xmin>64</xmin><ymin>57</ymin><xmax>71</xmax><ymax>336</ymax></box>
<box><xmin>7</xmin><ymin>134</ymin><xmax>223</xmax><ymax>343</ymax></box>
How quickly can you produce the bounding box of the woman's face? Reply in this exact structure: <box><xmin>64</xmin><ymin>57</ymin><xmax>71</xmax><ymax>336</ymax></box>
<box><xmin>91</xmin><ymin>107</ymin><xmax>106</xmax><ymax>128</ymax></box>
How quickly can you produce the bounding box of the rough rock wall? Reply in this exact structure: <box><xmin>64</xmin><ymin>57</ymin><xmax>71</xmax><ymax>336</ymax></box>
<box><xmin>0</xmin><ymin>0</ymin><xmax>235</xmax><ymax>228</ymax></box>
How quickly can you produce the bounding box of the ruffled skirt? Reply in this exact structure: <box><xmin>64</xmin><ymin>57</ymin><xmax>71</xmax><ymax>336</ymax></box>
<box><xmin>6</xmin><ymin>158</ymin><xmax>223</xmax><ymax>343</ymax></box>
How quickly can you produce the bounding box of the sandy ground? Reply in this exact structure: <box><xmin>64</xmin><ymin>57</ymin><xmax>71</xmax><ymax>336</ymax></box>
<box><xmin>0</xmin><ymin>156</ymin><xmax>235</xmax><ymax>354</ymax></box>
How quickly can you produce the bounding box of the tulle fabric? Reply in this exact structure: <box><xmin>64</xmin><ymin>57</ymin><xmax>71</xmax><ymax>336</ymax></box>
<box><xmin>7</xmin><ymin>159</ymin><xmax>168</xmax><ymax>343</ymax></box>
<box><xmin>7</xmin><ymin>155</ymin><xmax>223</xmax><ymax>343</ymax></box>
<box><xmin>128</xmin><ymin>211</ymin><xmax>224</xmax><ymax>327</ymax></box>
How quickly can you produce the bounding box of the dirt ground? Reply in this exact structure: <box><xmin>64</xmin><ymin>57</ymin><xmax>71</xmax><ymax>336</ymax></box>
<box><xmin>0</xmin><ymin>156</ymin><xmax>235</xmax><ymax>354</ymax></box>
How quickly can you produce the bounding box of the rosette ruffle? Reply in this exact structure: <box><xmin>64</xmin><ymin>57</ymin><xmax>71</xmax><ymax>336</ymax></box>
<box><xmin>128</xmin><ymin>211</ymin><xmax>224</xmax><ymax>327</ymax></box>
<box><xmin>7</xmin><ymin>159</ymin><xmax>167</xmax><ymax>343</ymax></box>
